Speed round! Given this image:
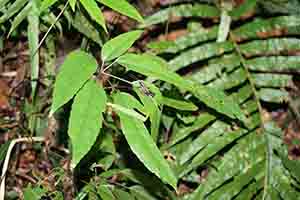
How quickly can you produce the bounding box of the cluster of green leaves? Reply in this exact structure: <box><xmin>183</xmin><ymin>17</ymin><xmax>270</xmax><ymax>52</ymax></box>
<box><xmin>50</xmin><ymin>26</ymin><xmax>250</xmax><ymax>197</ymax></box>
<box><xmin>0</xmin><ymin>0</ymin><xmax>144</xmax><ymax>135</ymax></box>
<box><xmin>145</xmin><ymin>1</ymin><xmax>300</xmax><ymax>199</ymax></box>
<box><xmin>2</xmin><ymin>0</ymin><xmax>300</xmax><ymax>199</ymax></box>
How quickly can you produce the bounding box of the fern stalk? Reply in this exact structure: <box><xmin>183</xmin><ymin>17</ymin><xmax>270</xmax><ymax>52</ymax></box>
<box><xmin>230</xmin><ymin>33</ymin><xmax>270</xmax><ymax>200</ymax></box>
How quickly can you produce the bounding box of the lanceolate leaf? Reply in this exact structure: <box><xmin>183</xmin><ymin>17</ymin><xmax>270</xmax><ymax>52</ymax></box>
<box><xmin>161</xmin><ymin>26</ymin><xmax>218</xmax><ymax>54</ymax></box>
<box><xmin>101</xmin><ymin>30</ymin><xmax>143</xmax><ymax>62</ymax></box>
<box><xmin>99</xmin><ymin>0</ymin><xmax>144</xmax><ymax>23</ymax></box>
<box><xmin>114</xmin><ymin>92</ymin><xmax>177</xmax><ymax>189</ymax></box>
<box><xmin>118</xmin><ymin>53</ymin><xmax>246</xmax><ymax>121</ymax></box>
<box><xmin>232</xmin><ymin>16</ymin><xmax>300</xmax><ymax>41</ymax></box>
<box><xmin>108</xmin><ymin>103</ymin><xmax>147</xmax><ymax>122</ymax></box>
<box><xmin>142</xmin><ymin>4</ymin><xmax>220</xmax><ymax>27</ymax></box>
<box><xmin>168</xmin><ymin>41</ymin><xmax>234</xmax><ymax>71</ymax></box>
<box><xmin>160</xmin><ymin>97</ymin><xmax>198</xmax><ymax>111</ymax></box>
<box><xmin>98</xmin><ymin>185</ymin><xmax>115</xmax><ymax>200</ymax></box>
<box><xmin>0</xmin><ymin>0</ymin><xmax>11</xmax><ymax>9</ymax></box>
<box><xmin>133</xmin><ymin>84</ymin><xmax>161</xmax><ymax>142</ymax></box>
<box><xmin>229</xmin><ymin>0</ymin><xmax>257</xmax><ymax>20</ymax></box>
<box><xmin>239</xmin><ymin>38</ymin><xmax>300</xmax><ymax>57</ymax></box>
<box><xmin>246</xmin><ymin>56</ymin><xmax>300</xmax><ymax>71</ymax></box>
<box><xmin>68</xmin><ymin>79</ymin><xmax>107</xmax><ymax>168</ymax></box>
<box><xmin>40</xmin><ymin>0</ymin><xmax>59</xmax><ymax>12</ymax></box>
<box><xmin>79</xmin><ymin>0</ymin><xmax>107</xmax><ymax>32</ymax></box>
<box><xmin>8</xmin><ymin>1</ymin><xmax>32</xmax><ymax>36</ymax></box>
<box><xmin>0</xmin><ymin>0</ymin><xmax>28</xmax><ymax>23</ymax></box>
<box><xmin>51</xmin><ymin>50</ymin><xmax>98</xmax><ymax>115</ymax></box>
<box><xmin>71</xmin><ymin>10</ymin><xmax>104</xmax><ymax>46</ymax></box>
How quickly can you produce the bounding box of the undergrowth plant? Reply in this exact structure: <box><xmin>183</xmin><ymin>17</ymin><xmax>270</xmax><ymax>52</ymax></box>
<box><xmin>1</xmin><ymin>0</ymin><xmax>300</xmax><ymax>199</ymax></box>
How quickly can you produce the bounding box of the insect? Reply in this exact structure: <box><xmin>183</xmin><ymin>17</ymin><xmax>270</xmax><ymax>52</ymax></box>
<box><xmin>137</xmin><ymin>81</ymin><xmax>155</xmax><ymax>97</ymax></box>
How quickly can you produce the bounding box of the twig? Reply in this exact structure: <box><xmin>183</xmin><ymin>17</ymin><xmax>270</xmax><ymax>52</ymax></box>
<box><xmin>102</xmin><ymin>58</ymin><xmax>120</xmax><ymax>72</ymax></box>
<box><xmin>101</xmin><ymin>71</ymin><xmax>133</xmax><ymax>85</ymax></box>
<box><xmin>32</xmin><ymin>1</ymin><xmax>69</xmax><ymax>58</ymax></box>
<box><xmin>0</xmin><ymin>137</ymin><xmax>45</xmax><ymax>200</ymax></box>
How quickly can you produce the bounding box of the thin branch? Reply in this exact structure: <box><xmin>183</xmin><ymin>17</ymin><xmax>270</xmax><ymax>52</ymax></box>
<box><xmin>32</xmin><ymin>1</ymin><xmax>69</xmax><ymax>58</ymax></box>
<box><xmin>0</xmin><ymin>137</ymin><xmax>45</xmax><ymax>200</ymax></box>
<box><xmin>101</xmin><ymin>71</ymin><xmax>133</xmax><ymax>85</ymax></box>
<box><xmin>102</xmin><ymin>57</ymin><xmax>120</xmax><ymax>72</ymax></box>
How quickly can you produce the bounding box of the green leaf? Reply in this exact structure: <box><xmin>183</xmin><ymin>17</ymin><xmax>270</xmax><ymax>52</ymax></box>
<box><xmin>181</xmin><ymin>128</ymin><xmax>251</xmax><ymax>177</ymax></box>
<box><xmin>232</xmin><ymin>16</ymin><xmax>300</xmax><ymax>41</ymax></box>
<box><xmin>217</xmin><ymin>2</ymin><xmax>232</xmax><ymax>42</ymax></box>
<box><xmin>8</xmin><ymin>1</ymin><xmax>32</xmax><ymax>37</ymax></box>
<box><xmin>259</xmin><ymin>88</ymin><xmax>289</xmax><ymax>103</ymax></box>
<box><xmin>280</xmin><ymin>152</ymin><xmax>300</xmax><ymax>183</ymax></box>
<box><xmin>246</xmin><ymin>56</ymin><xmax>300</xmax><ymax>71</ymax></box>
<box><xmin>112</xmin><ymin>188</ymin><xmax>135</xmax><ymax>200</ymax></box>
<box><xmin>168</xmin><ymin>41</ymin><xmax>234</xmax><ymax>71</ymax></box>
<box><xmin>162</xmin><ymin>26</ymin><xmax>218</xmax><ymax>54</ymax></box>
<box><xmin>118</xmin><ymin>53</ymin><xmax>246</xmax><ymax>121</ymax></box>
<box><xmin>102</xmin><ymin>30</ymin><xmax>143</xmax><ymax>62</ymax></box>
<box><xmin>161</xmin><ymin>97</ymin><xmax>198</xmax><ymax>111</ymax></box>
<box><xmin>229</xmin><ymin>0</ymin><xmax>257</xmax><ymax>20</ymax></box>
<box><xmin>0</xmin><ymin>0</ymin><xmax>28</xmax><ymax>23</ymax></box>
<box><xmin>147</xmin><ymin>40</ymin><xmax>177</xmax><ymax>53</ymax></box>
<box><xmin>40</xmin><ymin>0</ymin><xmax>59</xmax><ymax>12</ymax></box>
<box><xmin>114</xmin><ymin>92</ymin><xmax>177</xmax><ymax>189</ymax></box>
<box><xmin>142</xmin><ymin>4</ymin><xmax>220</xmax><ymax>27</ymax></box>
<box><xmin>0</xmin><ymin>141</ymin><xmax>10</xmax><ymax>166</ymax></box>
<box><xmin>190</xmin><ymin>132</ymin><xmax>265</xmax><ymax>200</ymax></box>
<box><xmin>79</xmin><ymin>0</ymin><xmax>107</xmax><ymax>32</ymax></box>
<box><xmin>24</xmin><ymin>184</ymin><xmax>46</xmax><ymax>200</ymax></box>
<box><xmin>130</xmin><ymin>186</ymin><xmax>157</xmax><ymax>200</ymax></box>
<box><xmin>98</xmin><ymin>185</ymin><xmax>115</xmax><ymax>200</ymax></box>
<box><xmin>207</xmin><ymin>161</ymin><xmax>264</xmax><ymax>200</ymax></box>
<box><xmin>68</xmin><ymin>79</ymin><xmax>107</xmax><ymax>168</ymax></box>
<box><xmin>70</xmin><ymin>10</ymin><xmax>104</xmax><ymax>46</ymax></box>
<box><xmin>168</xmin><ymin>114</ymin><xmax>216</xmax><ymax>147</ymax></box>
<box><xmin>51</xmin><ymin>50</ymin><xmax>98</xmax><ymax>115</ymax></box>
<box><xmin>187</xmin><ymin>53</ymin><xmax>241</xmax><ymax>84</ymax></box>
<box><xmin>207</xmin><ymin>68</ymin><xmax>247</xmax><ymax>90</ymax></box>
<box><xmin>96</xmin><ymin>133</ymin><xmax>116</xmax><ymax>170</ymax></box>
<box><xmin>239</xmin><ymin>38</ymin><xmax>300</xmax><ymax>57</ymax></box>
<box><xmin>133</xmin><ymin>82</ymin><xmax>161</xmax><ymax>142</ymax></box>
<box><xmin>99</xmin><ymin>0</ymin><xmax>143</xmax><ymax>22</ymax></box>
<box><xmin>179</xmin><ymin>121</ymin><xmax>228</xmax><ymax>165</ymax></box>
<box><xmin>69</xmin><ymin>0</ymin><xmax>77</xmax><ymax>11</ymax></box>
<box><xmin>107</xmin><ymin>103</ymin><xmax>147</xmax><ymax>122</ymax></box>
<box><xmin>118</xmin><ymin>53</ymin><xmax>189</xmax><ymax>88</ymax></box>
<box><xmin>0</xmin><ymin>0</ymin><xmax>11</xmax><ymax>9</ymax></box>
<box><xmin>253</xmin><ymin>74</ymin><xmax>292</xmax><ymax>88</ymax></box>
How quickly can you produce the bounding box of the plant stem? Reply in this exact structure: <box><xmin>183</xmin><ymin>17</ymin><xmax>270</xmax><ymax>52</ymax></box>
<box><xmin>32</xmin><ymin>1</ymin><xmax>69</xmax><ymax>58</ymax></box>
<box><xmin>230</xmin><ymin>33</ymin><xmax>269</xmax><ymax>200</ymax></box>
<box><xmin>0</xmin><ymin>137</ymin><xmax>45</xmax><ymax>200</ymax></box>
<box><xmin>101</xmin><ymin>71</ymin><xmax>133</xmax><ymax>85</ymax></box>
